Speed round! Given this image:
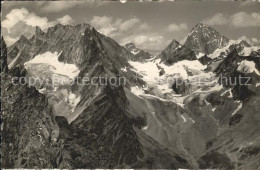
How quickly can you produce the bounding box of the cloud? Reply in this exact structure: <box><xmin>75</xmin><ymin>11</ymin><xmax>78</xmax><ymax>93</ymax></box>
<box><xmin>2</xmin><ymin>8</ymin><xmax>74</xmax><ymax>46</ymax></box>
<box><xmin>203</xmin><ymin>13</ymin><xmax>229</xmax><ymax>26</ymax></box>
<box><xmin>4</xmin><ymin>36</ymin><xmax>19</xmax><ymax>46</ymax></box>
<box><xmin>203</xmin><ymin>12</ymin><xmax>260</xmax><ymax>27</ymax></box>
<box><xmin>90</xmin><ymin>16</ymin><xmax>167</xmax><ymax>53</ymax></box>
<box><xmin>57</xmin><ymin>15</ymin><xmax>74</xmax><ymax>25</ymax></box>
<box><xmin>2</xmin><ymin>8</ymin><xmax>55</xmax><ymax>33</ymax></box>
<box><xmin>240</xmin><ymin>0</ymin><xmax>258</xmax><ymax>7</ymax></box>
<box><xmin>90</xmin><ymin>16</ymin><xmax>150</xmax><ymax>38</ymax></box>
<box><xmin>167</xmin><ymin>23</ymin><xmax>188</xmax><ymax>32</ymax></box>
<box><xmin>90</xmin><ymin>16</ymin><xmax>117</xmax><ymax>36</ymax></box>
<box><xmin>230</xmin><ymin>12</ymin><xmax>260</xmax><ymax>27</ymax></box>
<box><xmin>179</xmin><ymin>35</ymin><xmax>188</xmax><ymax>45</ymax></box>
<box><xmin>120</xmin><ymin>33</ymin><xmax>170</xmax><ymax>53</ymax></box>
<box><xmin>119</xmin><ymin>18</ymin><xmax>147</xmax><ymax>31</ymax></box>
<box><xmin>238</xmin><ymin>36</ymin><xmax>260</xmax><ymax>46</ymax></box>
<box><xmin>40</xmin><ymin>1</ymin><xmax>106</xmax><ymax>13</ymax></box>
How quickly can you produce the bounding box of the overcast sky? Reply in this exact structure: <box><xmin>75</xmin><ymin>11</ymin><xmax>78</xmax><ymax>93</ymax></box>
<box><xmin>1</xmin><ymin>0</ymin><xmax>260</xmax><ymax>53</ymax></box>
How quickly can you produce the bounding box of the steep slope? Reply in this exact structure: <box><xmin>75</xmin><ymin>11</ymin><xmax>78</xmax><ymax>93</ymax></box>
<box><xmin>1</xmin><ymin>38</ymin><xmax>71</xmax><ymax>168</ymax></box>
<box><xmin>188</xmin><ymin>50</ymin><xmax>260</xmax><ymax>169</ymax></box>
<box><xmin>157</xmin><ymin>39</ymin><xmax>196</xmax><ymax>65</ymax></box>
<box><xmin>1</xmin><ymin>37</ymin><xmax>8</xmax><ymax>73</ymax></box>
<box><xmin>185</xmin><ymin>23</ymin><xmax>229</xmax><ymax>55</ymax></box>
<box><xmin>60</xmin><ymin>85</ymin><xmax>192</xmax><ymax>168</ymax></box>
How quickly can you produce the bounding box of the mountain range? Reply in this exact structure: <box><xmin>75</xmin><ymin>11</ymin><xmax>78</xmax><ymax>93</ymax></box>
<box><xmin>1</xmin><ymin>22</ymin><xmax>260</xmax><ymax>169</ymax></box>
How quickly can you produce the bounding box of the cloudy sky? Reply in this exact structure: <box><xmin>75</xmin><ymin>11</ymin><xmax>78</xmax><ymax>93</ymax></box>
<box><xmin>1</xmin><ymin>0</ymin><xmax>260</xmax><ymax>53</ymax></box>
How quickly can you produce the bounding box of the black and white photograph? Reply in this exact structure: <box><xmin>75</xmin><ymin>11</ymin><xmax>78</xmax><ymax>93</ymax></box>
<box><xmin>1</xmin><ymin>0</ymin><xmax>260</xmax><ymax>169</ymax></box>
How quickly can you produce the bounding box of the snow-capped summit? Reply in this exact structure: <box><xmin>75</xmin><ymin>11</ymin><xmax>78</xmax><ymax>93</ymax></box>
<box><xmin>185</xmin><ymin>22</ymin><xmax>229</xmax><ymax>55</ymax></box>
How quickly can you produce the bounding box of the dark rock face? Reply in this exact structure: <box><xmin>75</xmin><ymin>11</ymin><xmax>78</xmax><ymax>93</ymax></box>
<box><xmin>158</xmin><ymin>39</ymin><xmax>196</xmax><ymax>65</ymax></box>
<box><xmin>7</xmin><ymin>24</ymin><xmax>132</xmax><ymax>69</ymax></box>
<box><xmin>215</xmin><ymin>49</ymin><xmax>260</xmax><ymax>101</ymax></box>
<box><xmin>1</xmin><ymin>38</ymin><xmax>70</xmax><ymax>168</ymax></box>
<box><xmin>68</xmin><ymin>85</ymin><xmax>145</xmax><ymax>167</ymax></box>
<box><xmin>185</xmin><ymin>23</ymin><xmax>229</xmax><ymax>54</ymax></box>
<box><xmin>171</xmin><ymin>78</ymin><xmax>192</xmax><ymax>95</ymax></box>
<box><xmin>198</xmin><ymin>151</ymin><xmax>234</xmax><ymax>169</ymax></box>
<box><xmin>52</xmin><ymin>85</ymin><xmax>192</xmax><ymax>168</ymax></box>
<box><xmin>198</xmin><ymin>54</ymin><xmax>213</xmax><ymax>65</ymax></box>
<box><xmin>249</xmin><ymin>49</ymin><xmax>260</xmax><ymax>57</ymax></box>
<box><xmin>1</xmin><ymin>37</ymin><xmax>8</xmax><ymax>73</ymax></box>
<box><xmin>7</xmin><ymin>35</ymin><xmax>32</xmax><ymax>68</ymax></box>
<box><xmin>215</xmin><ymin>49</ymin><xmax>241</xmax><ymax>74</ymax></box>
<box><xmin>125</xmin><ymin>43</ymin><xmax>152</xmax><ymax>62</ymax></box>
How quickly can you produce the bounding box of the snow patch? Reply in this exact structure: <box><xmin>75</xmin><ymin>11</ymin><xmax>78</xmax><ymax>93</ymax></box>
<box><xmin>38</xmin><ymin>87</ymin><xmax>47</xmax><ymax>94</ymax></box>
<box><xmin>25</xmin><ymin>51</ymin><xmax>79</xmax><ymax>79</ymax></box>
<box><xmin>121</xmin><ymin>67</ymin><xmax>127</xmax><ymax>72</ymax></box>
<box><xmin>197</xmin><ymin>52</ymin><xmax>205</xmax><ymax>59</ymax></box>
<box><xmin>67</xmin><ymin>93</ymin><xmax>81</xmax><ymax>112</ymax></box>
<box><xmin>232</xmin><ymin>102</ymin><xmax>242</xmax><ymax>116</ymax></box>
<box><xmin>237</xmin><ymin>60</ymin><xmax>260</xmax><ymax>76</ymax></box>
<box><xmin>131</xmin><ymin>86</ymin><xmax>144</xmax><ymax>96</ymax></box>
<box><xmin>221</xmin><ymin>88</ymin><xmax>233</xmax><ymax>98</ymax></box>
<box><xmin>142</xmin><ymin>125</ymin><xmax>149</xmax><ymax>130</ymax></box>
<box><xmin>189</xmin><ymin>117</ymin><xmax>195</xmax><ymax>123</ymax></box>
<box><xmin>131</xmin><ymin>49</ymin><xmax>140</xmax><ymax>55</ymax></box>
<box><xmin>180</xmin><ymin>115</ymin><xmax>187</xmax><ymax>123</ymax></box>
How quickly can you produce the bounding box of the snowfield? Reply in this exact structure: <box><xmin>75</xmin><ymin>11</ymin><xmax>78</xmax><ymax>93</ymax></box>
<box><xmin>129</xmin><ymin>58</ymin><xmax>217</xmax><ymax>107</ymax></box>
<box><xmin>24</xmin><ymin>51</ymin><xmax>80</xmax><ymax>79</ymax></box>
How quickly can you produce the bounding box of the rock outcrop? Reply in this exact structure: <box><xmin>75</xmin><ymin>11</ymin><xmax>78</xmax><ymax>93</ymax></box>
<box><xmin>157</xmin><ymin>39</ymin><xmax>196</xmax><ymax>65</ymax></box>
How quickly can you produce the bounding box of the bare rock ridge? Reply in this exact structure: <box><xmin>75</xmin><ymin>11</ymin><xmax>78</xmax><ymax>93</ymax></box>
<box><xmin>157</xmin><ymin>39</ymin><xmax>197</xmax><ymax>65</ymax></box>
<box><xmin>1</xmin><ymin>37</ymin><xmax>8</xmax><ymax>74</ymax></box>
<box><xmin>1</xmin><ymin>38</ymin><xmax>71</xmax><ymax>168</ymax></box>
<box><xmin>7</xmin><ymin>23</ymin><xmax>132</xmax><ymax>69</ymax></box>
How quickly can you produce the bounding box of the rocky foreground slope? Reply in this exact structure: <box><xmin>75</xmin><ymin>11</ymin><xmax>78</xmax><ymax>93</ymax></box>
<box><xmin>1</xmin><ymin>22</ymin><xmax>260</xmax><ymax>169</ymax></box>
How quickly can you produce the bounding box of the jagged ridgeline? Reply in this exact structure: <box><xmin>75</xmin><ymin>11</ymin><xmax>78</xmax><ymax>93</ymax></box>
<box><xmin>2</xmin><ymin>21</ymin><xmax>260</xmax><ymax>169</ymax></box>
